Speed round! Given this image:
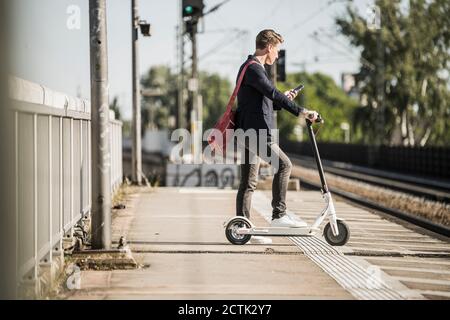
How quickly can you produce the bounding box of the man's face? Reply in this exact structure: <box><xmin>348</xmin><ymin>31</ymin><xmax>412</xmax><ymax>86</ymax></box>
<box><xmin>266</xmin><ymin>43</ymin><xmax>281</xmax><ymax>65</ymax></box>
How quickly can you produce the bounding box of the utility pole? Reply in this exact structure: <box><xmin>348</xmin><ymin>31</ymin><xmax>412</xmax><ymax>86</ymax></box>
<box><xmin>131</xmin><ymin>0</ymin><xmax>142</xmax><ymax>185</ymax></box>
<box><xmin>180</xmin><ymin>33</ymin><xmax>186</xmax><ymax>129</ymax></box>
<box><xmin>181</xmin><ymin>0</ymin><xmax>229</xmax><ymax>133</ymax></box>
<box><xmin>177</xmin><ymin>24</ymin><xmax>186</xmax><ymax>129</ymax></box>
<box><xmin>376</xmin><ymin>30</ymin><xmax>385</xmax><ymax>147</ymax></box>
<box><xmin>89</xmin><ymin>0</ymin><xmax>111</xmax><ymax>249</ymax></box>
<box><xmin>369</xmin><ymin>29</ymin><xmax>385</xmax><ymax>167</ymax></box>
<box><xmin>191</xmin><ymin>24</ymin><xmax>198</xmax><ymax>112</ymax></box>
<box><xmin>189</xmin><ymin>21</ymin><xmax>199</xmax><ymax>132</ymax></box>
<box><xmin>177</xmin><ymin>0</ymin><xmax>185</xmax><ymax>130</ymax></box>
<box><xmin>366</xmin><ymin>4</ymin><xmax>383</xmax><ymax>166</ymax></box>
<box><xmin>181</xmin><ymin>0</ymin><xmax>204</xmax><ymax>163</ymax></box>
<box><xmin>184</xmin><ymin>20</ymin><xmax>200</xmax><ymax>133</ymax></box>
<box><xmin>186</xmin><ymin>20</ymin><xmax>202</xmax><ymax>163</ymax></box>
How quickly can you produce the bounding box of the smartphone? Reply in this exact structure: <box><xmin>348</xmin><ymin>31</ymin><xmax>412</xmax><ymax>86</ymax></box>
<box><xmin>293</xmin><ymin>84</ymin><xmax>304</xmax><ymax>93</ymax></box>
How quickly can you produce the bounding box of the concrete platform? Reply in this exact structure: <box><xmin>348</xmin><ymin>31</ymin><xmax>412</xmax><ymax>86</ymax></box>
<box><xmin>64</xmin><ymin>187</ymin><xmax>353</xmax><ymax>300</ymax></box>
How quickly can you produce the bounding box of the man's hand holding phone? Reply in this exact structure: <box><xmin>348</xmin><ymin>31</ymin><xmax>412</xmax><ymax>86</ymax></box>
<box><xmin>281</xmin><ymin>84</ymin><xmax>319</xmax><ymax>122</ymax></box>
<box><xmin>284</xmin><ymin>84</ymin><xmax>304</xmax><ymax>101</ymax></box>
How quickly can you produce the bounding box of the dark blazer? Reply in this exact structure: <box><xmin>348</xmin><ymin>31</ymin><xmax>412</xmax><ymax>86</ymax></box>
<box><xmin>235</xmin><ymin>55</ymin><xmax>305</xmax><ymax>136</ymax></box>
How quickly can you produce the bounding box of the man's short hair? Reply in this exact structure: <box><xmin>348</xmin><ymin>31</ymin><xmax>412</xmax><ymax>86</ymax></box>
<box><xmin>256</xmin><ymin>29</ymin><xmax>284</xmax><ymax>50</ymax></box>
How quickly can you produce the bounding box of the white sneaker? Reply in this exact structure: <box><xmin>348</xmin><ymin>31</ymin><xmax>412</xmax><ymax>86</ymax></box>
<box><xmin>249</xmin><ymin>236</ymin><xmax>273</xmax><ymax>245</ymax></box>
<box><xmin>271</xmin><ymin>215</ymin><xmax>307</xmax><ymax>228</ymax></box>
<box><xmin>289</xmin><ymin>215</ymin><xmax>308</xmax><ymax>227</ymax></box>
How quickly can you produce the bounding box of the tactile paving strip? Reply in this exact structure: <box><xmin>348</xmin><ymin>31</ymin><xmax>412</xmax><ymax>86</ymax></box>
<box><xmin>253</xmin><ymin>192</ymin><xmax>407</xmax><ymax>300</ymax></box>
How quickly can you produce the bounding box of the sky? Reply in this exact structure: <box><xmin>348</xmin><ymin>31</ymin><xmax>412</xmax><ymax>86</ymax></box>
<box><xmin>10</xmin><ymin>0</ymin><xmax>374</xmax><ymax>120</ymax></box>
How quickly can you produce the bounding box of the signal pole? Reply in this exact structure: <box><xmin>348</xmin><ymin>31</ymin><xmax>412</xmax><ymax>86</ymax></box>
<box><xmin>186</xmin><ymin>19</ymin><xmax>202</xmax><ymax>163</ymax></box>
<box><xmin>177</xmin><ymin>24</ymin><xmax>186</xmax><ymax>129</ymax></box>
<box><xmin>191</xmin><ymin>23</ymin><xmax>198</xmax><ymax>121</ymax></box>
<box><xmin>181</xmin><ymin>0</ymin><xmax>229</xmax><ymax>143</ymax></box>
<box><xmin>189</xmin><ymin>20</ymin><xmax>199</xmax><ymax>134</ymax></box>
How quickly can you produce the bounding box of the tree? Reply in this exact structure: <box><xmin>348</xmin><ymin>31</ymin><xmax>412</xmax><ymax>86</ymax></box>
<box><xmin>336</xmin><ymin>0</ymin><xmax>450</xmax><ymax>146</ymax></box>
<box><xmin>139</xmin><ymin>65</ymin><xmax>359</xmax><ymax>145</ymax></box>
<box><xmin>199</xmin><ymin>72</ymin><xmax>232</xmax><ymax>130</ymax></box>
<box><xmin>109</xmin><ymin>96</ymin><xmax>131</xmax><ymax>138</ymax></box>
<box><xmin>140</xmin><ymin>65</ymin><xmax>178</xmax><ymax>131</ymax></box>
<box><xmin>109</xmin><ymin>96</ymin><xmax>122</xmax><ymax>121</ymax></box>
<box><xmin>199</xmin><ymin>70</ymin><xmax>357</xmax><ymax>144</ymax></box>
<box><xmin>277</xmin><ymin>72</ymin><xmax>359</xmax><ymax>143</ymax></box>
<box><xmin>140</xmin><ymin>66</ymin><xmax>233</xmax><ymax>135</ymax></box>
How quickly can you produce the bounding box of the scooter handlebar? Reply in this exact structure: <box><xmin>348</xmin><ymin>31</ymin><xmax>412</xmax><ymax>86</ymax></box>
<box><xmin>316</xmin><ymin>114</ymin><xmax>324</xmax><ymax>124</ymax></box>
<box><xmin>306</xmin><ymin>114</ymin><xmax>324</xmax><ymax>125</ymax></box>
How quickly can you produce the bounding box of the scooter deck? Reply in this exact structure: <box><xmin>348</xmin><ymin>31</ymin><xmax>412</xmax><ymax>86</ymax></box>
<box><xmin>238</xmin><ymin>227</ymin><xmax>320</xmax><ymax>237</ymax></box>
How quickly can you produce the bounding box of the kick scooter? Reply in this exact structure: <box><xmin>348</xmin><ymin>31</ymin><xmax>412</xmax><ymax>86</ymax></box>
<box><xmin>225</xmin><ymin>115</ymin><xmax>350</xmax><ymax>246</ymax></box>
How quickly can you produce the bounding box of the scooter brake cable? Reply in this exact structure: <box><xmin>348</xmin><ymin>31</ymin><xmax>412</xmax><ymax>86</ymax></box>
<box><xmin>314</xmin><ymin>122</ymin><xmax>323</xmax><ymax>137</ymax></box>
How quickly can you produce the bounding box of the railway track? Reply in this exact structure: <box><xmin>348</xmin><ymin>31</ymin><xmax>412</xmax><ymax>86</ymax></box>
<box><xmin>290</xmin><ymin>156</ymin><xmax>450</xmax><ymax>238</ymax></box>
<box><xmin>290</xmin><ymin>155</ymin><xmax>450</xmax><ymax>203</ymax></box>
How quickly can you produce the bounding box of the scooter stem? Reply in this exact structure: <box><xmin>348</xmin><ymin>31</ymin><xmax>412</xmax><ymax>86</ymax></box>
<box><xmin>306</xmin><ymin>120</ymin><xmax>329</xmax><ymax>194</ymax></box>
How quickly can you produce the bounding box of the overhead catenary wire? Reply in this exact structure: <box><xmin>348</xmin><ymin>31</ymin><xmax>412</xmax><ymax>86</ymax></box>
<box><xmin>254</xmin><ymin>0</ymin><xmax>286</xmax><ymax>30</ymax></box>
<box><xmin>284</xmin><ymin>0</ymin><xmax>348</xmax><ymax>36</ymax></box>
<box><xmin>309</xmin><ymin>30</ymin><xmax>376</xmax><ymax>71</ymax></box>
<box><xmin>203</xmin><ymin>0</ymin><xmax>232</xmax><ymax>16</ymax></box>
<box><xmin>285</xmin><ymin>0</ymin><xmax>352</xmax><ymax>73</ymax></box>
<box><xmin>317</xmin><ymin>28</ymin><xmax>376</xmax><ymax>70</ymax></box>
<box><xmin>198</xmin><ymin>29</ymin><xmax>249</xmax><ymax>61</ymax></box>
<box><xmin>201</xmin><ymin>28</ymin><xmax>241</xmax><ymax>34</ymax></box>
<box><xmin>190</xmin><ymin>0</ymin><xmax>248</xmax><ymax>65</ymax></box>
<box><xmin>290</xmin><ymin>56</ymin><xmax>359</xmax><ymax>67</ymax></box>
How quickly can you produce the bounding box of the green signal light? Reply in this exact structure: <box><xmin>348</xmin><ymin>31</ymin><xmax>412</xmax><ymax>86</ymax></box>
<box><xmin>184</xmin><ymin>5</ymin><xmax>194</xmax><ymax>14</ymax></box>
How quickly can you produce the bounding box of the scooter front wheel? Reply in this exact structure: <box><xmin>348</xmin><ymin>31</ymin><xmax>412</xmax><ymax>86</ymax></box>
<box><xmin>225</xmin><ymin>217</ymin><xmax>252</xmax><ymax>245</ymax></box>
<box><xmin>323</xmin><ymin>220</ymin><xmax>350</xmax><ymax>246</ymax></box>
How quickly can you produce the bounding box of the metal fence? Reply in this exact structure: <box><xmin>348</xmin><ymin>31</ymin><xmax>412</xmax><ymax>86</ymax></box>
<box><xmin>8</xmin><ymin>77</ymin><xmax>123</xmax><ymax>289</ymax></box>
<box><xmin>281</xmin><ymin>140</ymin><xmax>450</xmax><ymax>179</ymax></box>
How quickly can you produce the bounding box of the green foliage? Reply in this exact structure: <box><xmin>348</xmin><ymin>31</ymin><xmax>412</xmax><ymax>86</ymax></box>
<box><xmin>277</xmin><ymin>72</ymin><xmax>359</xmax><ymax>143</ymax></box>
<box><xmin>139</xmin><ymin>66</ymin><xmax>232</xmax><ymax>133</ymax></box>
<box><xmin>121</xmin><ymin>120</ymin><xmax>131</xmax><ymax>139</ymax></box>
<box><xmin>140</xmin><ymin>65</ymin><xmax>178</xmax><ymax>131</ymax></box>
<box><xmin>138</xmin><ymin>66</ymin><xmax>362</xmax><ymax>146</ymax></box>
<box><xmin>110</xmin><ymin>96</ymin><xmax>131</xmax><ymax>138</ymax></box>
<box><xmin>336</xmin><ymin>0</ymin><xmax>450</xmax><ymax>146</ymax></box>
<box><xmin>109</xmin><ymin>96</ymin><xmax>122</xmax><ymax>121</ymax></box>
<box><xmin>200</xmin><ymin>72</ymin><xmax>233</xmax><ymax>130</ymax></box>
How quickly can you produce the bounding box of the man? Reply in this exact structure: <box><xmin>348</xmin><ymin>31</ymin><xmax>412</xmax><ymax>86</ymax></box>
<box><xmin>235</xmin><ymin>29</ymin><xmax>319</xmax><ymax>244</ymax></box>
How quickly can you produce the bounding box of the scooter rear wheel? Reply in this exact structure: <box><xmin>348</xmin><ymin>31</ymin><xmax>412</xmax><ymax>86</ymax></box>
<box><xmin>225</xmin><ymin>218</ymin><xmax>252</xmax><ymax>245</ymax></box>
<box><xmin>323</xmin><ymin>220</ymin><xmax>350</xmax><ymax>246</ymax></box>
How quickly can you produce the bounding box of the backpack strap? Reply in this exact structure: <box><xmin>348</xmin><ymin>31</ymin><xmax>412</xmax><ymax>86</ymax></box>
<box><xmin>226</xmin><ymin>60</ymin><xmax>258</xmax><ymax>110</ymax></box>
